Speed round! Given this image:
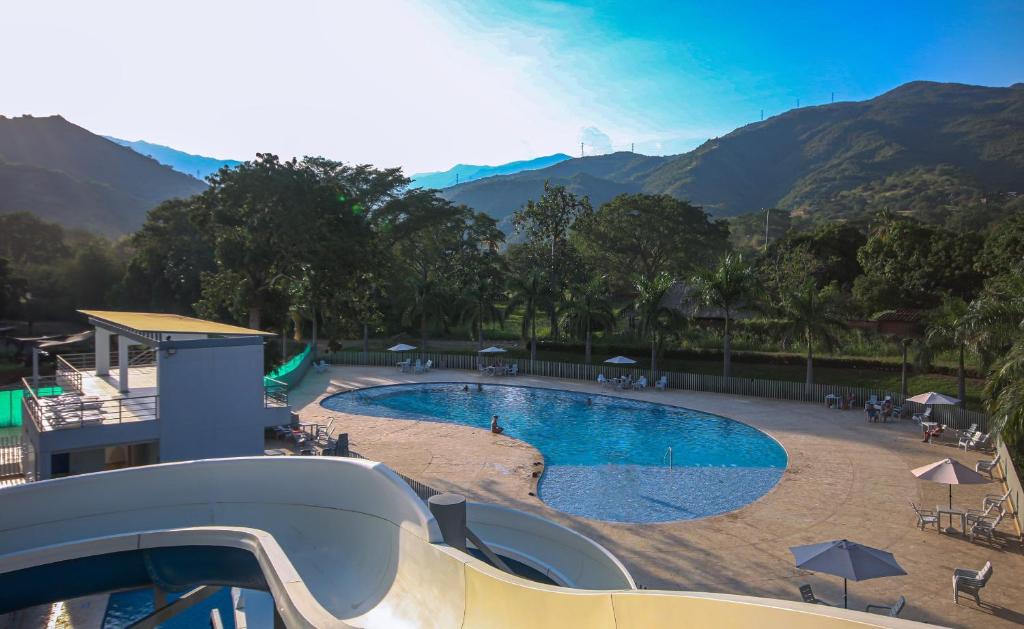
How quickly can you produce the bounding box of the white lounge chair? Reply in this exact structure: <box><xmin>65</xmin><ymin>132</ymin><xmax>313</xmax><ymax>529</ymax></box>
<box><xmin>413</xmin><ymin>359</ymin><xmax>424</xmax><ymax>373</ymax></box>
<box><xmin>960</xmin><ymin>431</ymin><xmax>989</xmax><ymax>451</ymax></box>
<box><xmin>976</xmin><ymin>454</ymin><xmax>1000</xmax><ymax>478</ymax></box>
<box><xmin>954</xmin><ymin>424</ymin><xmax>978</xmax><ymax>440</ymax></box>
<box><xmin>953</xmin><ymin>561</ymin><xmax>992</xmax><ymax>604</ymax></box>
<box><xmin>509</xmin><ymin>364</ymin><xmax>518</xmax><ymax>376</ymax></box>
<box><xmin>969</xmin><ymin>513</ymin><xmax>1004</xmax><ymax>542</ymax></box>
<box><xmin>655</xmin><ymin>375</ymin><xmax>668</xmax><ymax>390</ymax></box>
<box><xmin>597</xmin><ymin>374</ymin><xmax>608</xmax><ymax>386</ymax></box>
<box><xmin>912</xmin><ymin>407</ymin><xmax>933</xmax><ymax>424</ymax></box>
<box><xmin>983</xmin><ymin>489</ymin><xmax>1011</xmax><ymax>513</ymax></box>
<box><xmin>634</xmin><ymin>376</ymin><xmax>648</xmax><ymax>390</ymax></box>
<box><xmin>423</xmin><ymin>359</ymin><xmax>432</xmax><ymax>372</ymax></box>
<box><xmin>865</xmin><ymin>596</ymin><xmax>905</xmax><ymax>617</ymax></box>
<box><xmin>911</xmin><ymin>502</ymin><xmax>939</xmax><ymax>531</ymax></box>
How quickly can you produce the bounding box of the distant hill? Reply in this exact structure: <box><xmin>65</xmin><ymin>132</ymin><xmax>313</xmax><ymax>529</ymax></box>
<box><xmin>442</xmin><ymin>152</ymin><xmax>669</xmax><ymax>229</ymax></box>
<box><xmin>105</xmin><ymin>137</ymin><xmax>241</xmax><ymax>180</ymax></box>
<box><xmin>441</xmin><ymin>82</ymin><xmax>1024</xmax><ymax>226</ymax></box>
<box><xmin>0</xmin><ymin>115</ymin><xmax>206</xmax><ymax>235</ymax></box>
<box><xmin>411</xmin><ymin>153</ymin><xmax>573</xmax><ymax>190</ymax></box>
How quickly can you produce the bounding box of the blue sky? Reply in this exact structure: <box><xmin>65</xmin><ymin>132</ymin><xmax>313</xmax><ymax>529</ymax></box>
<box><xmin>3</xmin><ymin>0</ymin><xmax>1022</xmax><ymax>172</ymax></box>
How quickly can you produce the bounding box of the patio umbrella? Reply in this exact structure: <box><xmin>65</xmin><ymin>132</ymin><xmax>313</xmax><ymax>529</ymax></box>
<box><xmin>911</xmin><ymin>457</ymin><xmax>988</xmax><ymax>511</ymax></box>
<box><xmin>478</xmin><ymin>346</ymin><xmax>507</xmax><ymax>354</ymax></box>
<box><xmin>387</xmin><ymin>344</ymin><xmax>417</xmax><ymax>352</ymax></box>
<box><xmin>604</xmin><ymin>356</ymin><xmax>637</xmax><ymax>364</ymax></box>
<box><xmin>790</xmin><ymin>539</ymin><xmax>906</xmax><ymax>608</ymax></box>
<box><xmin>906</xmin><ymin>391</ymin><xmax>960</xmax><ymax>405</ymax></box>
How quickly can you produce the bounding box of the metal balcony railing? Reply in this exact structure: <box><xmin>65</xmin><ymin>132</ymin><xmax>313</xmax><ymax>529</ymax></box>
<box><xmin>21</xmin><ymin>376</ymin><xmax>159</xmax><ymax>432</ymax></box>
<box><xmin>264</xmin><ymin>378</ymin><xmax>289</xmax><ymax>408</ymax></box>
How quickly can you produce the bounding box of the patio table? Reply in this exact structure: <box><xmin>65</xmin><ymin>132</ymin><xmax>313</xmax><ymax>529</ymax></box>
<box><xmin>937</xmin><ymin>506</ymin><xmax>967</xmax><ymax>534</ymax></box>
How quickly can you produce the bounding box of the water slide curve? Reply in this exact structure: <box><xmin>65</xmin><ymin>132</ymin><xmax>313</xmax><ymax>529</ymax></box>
<box><xmin>0</xmin><ymin>457</ymin><xmax>928</xmax><ymax>628</ymax></box>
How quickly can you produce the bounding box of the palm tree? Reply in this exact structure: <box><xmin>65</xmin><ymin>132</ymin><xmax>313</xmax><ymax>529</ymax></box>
<box><xmin>691</xmin><ymin>254</ymin><xmax>756</xmax><ymax>379</ymax></box>
<box><xmin>458</xmin><ymin>271</ymin><xmax>506</xmax><ymax>351</ymax></box>
<box><xmin>401</xmin><ymin>275</ymin><xmax>449</xmax><ymax>358</ymax></box>
<box><xmin>924</xmin><ymin>296</ymin><xmax>979</xmax><ymax>408</ymax></box>
<box><xmin>778</xmin><ymin>280</ymin><xmax>846</xmax><ymax>394</ymax></box>
<box><xmin>507</xmin><ymin>268</ymin><xmax>549</xmax><ymax>363</ymax></box>
<box><xmin>560</xmin><ymin>276</ymin><xmax>616</xmax><ymax>363</ymax></box>
<box><xmin>631</xmin><ymin>272</ymin><xmax>677</xmax><ymax>378</ymax></box>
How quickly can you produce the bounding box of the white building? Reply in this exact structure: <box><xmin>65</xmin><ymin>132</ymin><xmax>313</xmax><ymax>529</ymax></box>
<box><xmin>21</xmin><ymin>310</ymin><xmax>291</xmax><ymax>480</ymax></box>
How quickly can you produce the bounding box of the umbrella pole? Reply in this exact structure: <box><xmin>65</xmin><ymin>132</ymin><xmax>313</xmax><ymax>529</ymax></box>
<box><xmin>949</xmin><ymin>484</ymin><xmax>953</xmax><ymax>510</ymax></box>
<box><xmin>843</xmin><ymin>578</ymin><xmax>847</xmax><ymax>609</ymax></box>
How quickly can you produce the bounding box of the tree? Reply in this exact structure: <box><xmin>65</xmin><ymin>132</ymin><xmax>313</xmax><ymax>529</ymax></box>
<box><xmin>691</xmin><ymin>254</ymin><xmax>757</xmax><ymax>379</ymax></box>
<box><xmin>574</xmin><ymin>193</ymin><xmax>729</xmax><ymax>290</ymax></box>
<box><xmin>778</xmin><ymin>279</ymin><xmax>846</xmax><ymax>393</ymax></box>
<box><xmin>512</xmin><ymin>182</ymin><xmax>592</xmax><ymax>339</ymax></box>
<box><xmin>854</xmin><ymin>214</ymin><xmax>983</xmax><ymax>312</ymax></box>
<box><xmin>0</xmin><ymin>258</ymin><xmax>26</xmax><ymax>319</ymax></box>
<box><xmin>123</xmin><ymin>199</ymin><xmax>214</xmax><ymax>313</ymax></box>
<box><xmin>507</xmin><ymin>266</ymin><xmax>549</xmax><ymax>364</ymax></box>
<box><xmin>560</xmin><ymin>275</ymin><xmax>615</xmax><ymax>363</ymax></box>
<box><xmin>631</xmin><ymin>272</ymin><xmax>677</xmax><ymax>377</ymax></box>
<box><xmin>924</xmin><ymin>296</ymin><xmax>978</xmax><ymax>408</ymax></box>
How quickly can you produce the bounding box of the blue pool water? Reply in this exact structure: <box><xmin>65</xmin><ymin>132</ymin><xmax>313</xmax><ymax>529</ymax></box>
<box><xmin>321</xmin><ymin>383</ymin><xmax>787</xmax><ymax>523</ymax></box>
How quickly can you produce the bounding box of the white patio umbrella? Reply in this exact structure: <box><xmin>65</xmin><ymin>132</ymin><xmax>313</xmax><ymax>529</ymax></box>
<box><xmin>478</xmin><ymin>346</ymin><xmax>507</xmax><ymax>354</ymax></box>
<box><xmin>911</xmin><ymin>458</ymin><xmax>989</xmax><ymax>514</ymax></box>
<box><xmin>604</xmin><ymin>356</ymin><xmax>637</xmax><ymax>364</ymax></box>
<box><xmin>387</xmin><ymin>344</ymin><xmax>417</xmax><ymax>352</ymax></box>
<box><xmin>906</xmin><ymin>391</ymin><xmax>960</xmax><ymax>405</ymax></box>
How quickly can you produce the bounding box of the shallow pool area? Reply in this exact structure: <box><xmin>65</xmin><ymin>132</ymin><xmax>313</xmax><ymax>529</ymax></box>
<box><xmin>321</xmin><ymin>383</ymin><xmax>787</xmax><ymax>523</ymax></box>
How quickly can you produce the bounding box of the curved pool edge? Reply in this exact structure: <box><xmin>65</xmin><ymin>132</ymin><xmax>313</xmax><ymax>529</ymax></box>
<box><xmin>318</xmin><ymin>381</ymin><xmax>790</xmax><ymax>525</ymax></box>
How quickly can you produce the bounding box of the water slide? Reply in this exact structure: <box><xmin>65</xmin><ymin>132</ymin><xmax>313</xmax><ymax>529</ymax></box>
<box><xmin>0</xmin><ymin>457</ymin><xmax>928</xmax><ymax>628</ymax></box>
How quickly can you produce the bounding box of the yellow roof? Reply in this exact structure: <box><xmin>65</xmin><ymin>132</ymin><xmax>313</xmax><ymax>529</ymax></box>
<box><xmin>79</xmin><ymin>310</ymin><xmax>275</xmax><ymax>337</ymax></box>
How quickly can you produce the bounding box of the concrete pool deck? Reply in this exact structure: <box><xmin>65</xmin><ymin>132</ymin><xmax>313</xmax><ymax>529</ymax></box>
<box><xmin>292</xmin><ymin>366</ymin><xmax>1023</xmax><ymax>629</ymax></box>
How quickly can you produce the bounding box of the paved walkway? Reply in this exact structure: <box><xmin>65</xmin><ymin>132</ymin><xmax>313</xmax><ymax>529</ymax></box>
<box><xmin>292</xmin><ymin>367</ymin><xmax>1024</xmax><ymax>629</ymax></box>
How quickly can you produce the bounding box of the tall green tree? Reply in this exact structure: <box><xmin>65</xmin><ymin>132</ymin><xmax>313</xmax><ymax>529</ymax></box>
<box><xmin>631</xmin><ymin>272</ymin><xmax>677</xmax><ymax>377</ymax></box>
<box><xmin>560</xmin><ymin>275</ymin><xmax>616</xmax><ymax>364</ymax></box>
<box><xmin>507</xmin><ymin>266</ymin><xmax>550</xmax><ymax>363</ymax></box>
<box><xmin>691</xmin><ymin>254</ymin><xmax>757</xmax><ymax>379</ymax></box>
<box><xmin>924</xmin><ymin>296</ymin><xmax>978</xmax><ymax>408</ymax></box>
<box><xmin>778</xmin><ymin>279</ymin><xmax>846</xmax><ymax>393</ymax></box>
<box><xmin>512</xmin><ymin>182</ymin><xmax>592</xmax><ymax>339</ymax></box>
<box><xmin>456</xmin><ymin>251</ymin><xmax>507</xmax><ymax>350</ymax></box>
<box><xmin>574</xmin><ymin>193</ymin><xmax>729</xmax><ymax>290</ymax></box>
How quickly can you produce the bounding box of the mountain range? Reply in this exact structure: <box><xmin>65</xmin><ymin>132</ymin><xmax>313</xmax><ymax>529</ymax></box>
<box><xmin>441</xmin><ymin>81</ymin><xmax>1024</xmax><ymax>226</ymax></box>
<box><xmin>2</xmin><ymin>81</ymin><xmax>1022</xmax><ymax>238</ymax></box>
<box><xmin>0</xmin><ymin>115</ymin><xmax>205</xmax><ymax>235</ymax></box>
<box><xmin>409</xmin><ymin>153</ymin><xmax>572</xmax><ymax>189</ymax></box>
<box><xmin>105</xmin><ymin>137</ymin><xmax>241</xmax><ymax>180</ymax></box>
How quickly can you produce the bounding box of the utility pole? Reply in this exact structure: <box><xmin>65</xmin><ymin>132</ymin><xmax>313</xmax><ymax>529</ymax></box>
<box><xmin>760</xmin><ymin>109</ymin><xmax>764</xmax><ymax>121</ymax></box>
<box><xmin>580</xmin><ymin>142</ymin><xmax>584</xmax><ymax>158</ymax></box>
<box><xmin>831</xmin><ymin>91</ymin><xmax>834</xmax><ymax>104</ymax></box>
<box><xmin>764</xmin><ymin>208</ymin><xmax>771</xmax><ymax>250</ymax></box>
<box><xmin>796</xmin><ymin>98</ymin><xmax>800</xmax><ymax>108</ymax></box>
<box><xmin>455</xmin><ymin>173</ymin><xmax>459</xmax><ymax>185</ymax></box>
<box><xmin>631</xmin><ymin>142</ymin><xmax>634</xmax><ymax>153</ymax></box>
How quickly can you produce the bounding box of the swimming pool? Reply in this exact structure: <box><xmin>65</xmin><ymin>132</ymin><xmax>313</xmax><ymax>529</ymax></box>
<box><xmin>321</xmin><ymin>383</ymin><xmax>787</xmax><ymax>523</ymax></box>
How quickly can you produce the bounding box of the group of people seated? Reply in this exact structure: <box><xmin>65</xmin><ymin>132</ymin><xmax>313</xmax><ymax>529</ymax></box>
<box><xmin>864</xmin><ymin>396</ymin><xmax>900</xmax><ymax>422</ymax></box>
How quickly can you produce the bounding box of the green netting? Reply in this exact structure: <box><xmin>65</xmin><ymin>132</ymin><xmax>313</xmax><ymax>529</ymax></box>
<box><xmin>264</xmin><ymin>344</ymin><xmax>312</xmax><ymax>389</ymax></box>
<box><xmin>0</xmin><ymin>386</ymin><xmax>62</xmax><ymax>428</ymax></box>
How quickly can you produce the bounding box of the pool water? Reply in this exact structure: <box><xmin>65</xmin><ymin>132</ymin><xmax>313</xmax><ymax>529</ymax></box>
<box><xmin>103</xmin><ymin>587</ymin><xmax>274</xmax><ymax>628</ymax></box>
<box><xmin>322</xmin><ymin>383</ymin><xmax>787</xmax><ymax>523</ymax></box>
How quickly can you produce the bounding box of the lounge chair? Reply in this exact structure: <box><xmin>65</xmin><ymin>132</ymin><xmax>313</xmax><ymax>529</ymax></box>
<box><xmin>960</xmin><ymin>431</ymin><xmax>990</xmax><ymax>452</ymax></box>
<box><xmin>597</xmin><ymin>373</ymin><xmax>607</xmax><ymax>386</ymax></box>
<box><xmin>634</xmin><ymin>376</ymin><xmax>648</xmax><ymax>390</ymax></box>
<box><xmin>976</xmin><ymin>454</ymin><xmax>1000</xmax><ymax>478</ymax></box>
<box><xmin>414</xmin><ymin>359</ymin><xmax>424</xmax><ymax>373</ymax></box>
<box><xmin>798</xmin><ymin>584</ymin><xmax>834</xmax><ymax>606</ymax></box>
<box><xmin>968</xmin><ymin>513</ymin><xmax>1003</xmax><ymax>542</ymax></box>
<box><xmin>865</xmin><ymin>595</ymin><xmax>905</xmax><ymax>617</ymax></box>
<box><xmin>509</xmin><ymin>364</ymin><xmax>518</xmax><ymax>376</ymax></box>
<box><xmin>954</xmin><ymin>424</ymin><xmax>978</xmax><ymax>440</ymax></box>
<box><xmin>423</xmin><ymin>359</ymin><xmax>432</xmax><ymax>372</ymax></box>
<box><xmin>912</xmin><ymin>407</ymin><xmax>933</xmax><ymax>424</ymax></box>
<box><xmin>655</xmin><ymin>375</ymin><xmax>668</xmax><ymax>390</ymax></box>
<box><xmin>953</xmin><ymin>561</ymin><xmax>992</xmax><ymax>604</ymax></box>
<box><xmin>983</xmin><ymin>489</ymin><xmax>1011</xmax><ymax>513</ymax></box>
<box><xmin>911</xmin><ymin>502</ymin><xmax>939</xmax><ymax>531</ymax></box>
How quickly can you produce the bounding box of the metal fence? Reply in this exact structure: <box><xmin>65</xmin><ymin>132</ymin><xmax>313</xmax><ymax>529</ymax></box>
<box><xmin>327</xmin><ymin>350</ymin><xmax>990</xmax><ymax>432</ymax></box>
<box><xmin>0</xmin><ymin>435</ymin><xmax>23</xmax><ymax>478</ymax></box>
<box><xmin>344</xmin><ymin>448</ymin><xmax>443</xmax><ymax>502</ymax></box>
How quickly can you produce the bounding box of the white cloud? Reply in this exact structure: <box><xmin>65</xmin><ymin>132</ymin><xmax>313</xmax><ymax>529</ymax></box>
<box><xmin>579</xmin><ymin>127</ymin><xmax>613</xmax><ymax>155</ymax></box>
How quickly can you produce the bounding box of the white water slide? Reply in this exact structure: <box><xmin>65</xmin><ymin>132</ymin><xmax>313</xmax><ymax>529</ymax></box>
<box><xmin>0</xmin><ymin>457</ymin><xmax>927</xmax><ymax>628</ymax></box>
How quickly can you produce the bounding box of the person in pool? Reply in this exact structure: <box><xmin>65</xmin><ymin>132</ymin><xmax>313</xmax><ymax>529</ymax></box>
<box><xmin>462</xmin><ymin>384</ymin><xmax>469</xmax><ymax>392</ymax></box>
<box><xmin>490</xmin><ymin>415</ymin><xmax>503</xmax><ymax>434</ymax></box>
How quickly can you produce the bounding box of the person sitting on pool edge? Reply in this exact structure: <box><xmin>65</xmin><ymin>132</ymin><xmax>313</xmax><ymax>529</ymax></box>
<box><xmin>490</xmin><ymin>414</ymin><xmax>503</xmax><ymax>434</ymax></box>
